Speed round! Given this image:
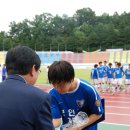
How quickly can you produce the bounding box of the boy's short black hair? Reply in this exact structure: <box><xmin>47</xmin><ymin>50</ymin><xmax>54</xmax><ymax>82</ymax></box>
<box><xmin>6</xmin><ymin>45</ymin><xmax>41</xmax><ymax>75</ymax></box>
<box><xmin>117</xmin><ymin>62</ymin><xmax>121</xmax><ymax>67</ymax></box>
<box><xmin>99</xmin><ymin>61</ymin><xmax>102</xmax><ymax>65</ymax></box>
<box><xmin>94</xmin><ymin>64</ymin><xmax>98</xmax><ymax>68</ymax></box>
<box><xmin>48</xmin><ymin>60</ymin><xmax>75</xmax><ymax>84</ymax></box>
<box><xmin>108</xmin><ymin>63</ymin><xmax>112</xmax><ymax>66</ymax></box>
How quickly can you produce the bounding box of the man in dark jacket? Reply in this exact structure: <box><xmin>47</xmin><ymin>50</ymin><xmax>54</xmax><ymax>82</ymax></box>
<box><xmin>0</xmin><ymin>45</ymin><xmax>54</xmax><ymax>130</ymax></box>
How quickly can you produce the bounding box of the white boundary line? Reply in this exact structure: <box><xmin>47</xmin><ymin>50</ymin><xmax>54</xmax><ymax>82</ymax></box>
<box><xmin>106</xmin><ymin>112</ymin><xmax>130</xmax><ymax>116</ymax></box>
<box><xmin>101</xmin><ymin>97</ymin><xmax>130</xmax><ymax>100</ymax></box>
<box><xmin>101</xmin><ymin>122</ymin><xmax>130</xmax><ymax>127</ymax></box>
<box><xmin>106</xmin><ymin>100</ymin><xmax>130</xmax><ymax>104</ymax></box>
<box><xmin>106</xmin><ymin>106</ymin><xmax>130</xmax><ymax>109</ymax></box>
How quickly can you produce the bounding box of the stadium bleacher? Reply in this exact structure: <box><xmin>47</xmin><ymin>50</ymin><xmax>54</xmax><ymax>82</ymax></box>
<box><xmin>127</xmin><ymin>51</ymin><xmax>130</xmax><ymax>63</ymax></box>
<box><xmin>0</xmin><ymin>50</ymin><xmax>130</xmax><ymax>66</ymax></box>
<box><xmin>115</xmin><ymin>51</ymin><xmax>121</xmax><ymax>62</ymax></box>
<box><xmin>121</xmin><ymin>51</ymin><xmax>127</xmax><ymax>64</ymax></box>
<box><xmin>27</xmin><ymin>51</ymin><xmax>130</xmax><ymax>65</ymax></box>
<box><xmin>0</xmin><ymin>52</ymin><xmax>6</xmax><ymax>64</ymax></box>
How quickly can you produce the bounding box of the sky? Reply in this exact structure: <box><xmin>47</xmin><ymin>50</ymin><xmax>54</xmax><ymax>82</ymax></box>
<box><xmin>0</xmin><ymin>0</ymin><xmax>130</xmax><ymax>31</ymax></box>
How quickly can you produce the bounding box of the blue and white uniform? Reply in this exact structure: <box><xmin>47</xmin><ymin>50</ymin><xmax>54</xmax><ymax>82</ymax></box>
<box><xmin>103</xmin><ymin>65</ymin><xmax>108</xmax><ymax>72</ymax></box>
<box><xmin>97</xmin><ymin>66</ymin><xmax>105</xmax><ymax>83</ymax></box>
<box><xmin>103</xmin><ymin>65</ymin><xmax>108</xmax><ymax>83</ymax></box>
<box><xmin>124</xmin><ymin>69</ymin><xmax>130</xmax><ymax>84</ymax></box>
<box><xmin>91</xmin><ymin>68</ymin><xmax>98</xmax><ymax>85</ymax></box>
<box><xmin>49</xmin><ymin>79</ymin><xmax>103</xmax><ymax>130</ymax></box>
<box><xmin>113</xmin><ymin>68</ymin><xmax>124</xmax><ymax>85</ymax></box>
<box><xmin>107</xmin><ymin>67</ymin><xmax>114</xmax><ymax>84</ymax></box>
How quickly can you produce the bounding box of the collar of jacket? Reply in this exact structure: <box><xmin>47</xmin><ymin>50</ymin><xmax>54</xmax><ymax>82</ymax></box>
<box><xmin>7</xmin><ymin>74</ymin><xmax>26</xmax><ymax>83</ymax></box>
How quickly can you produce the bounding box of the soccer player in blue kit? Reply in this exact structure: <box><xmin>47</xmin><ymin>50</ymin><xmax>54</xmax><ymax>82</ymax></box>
<box><xmin>124</xmin><ymin>64</ymin><xmax>130</xmax><ymax>93</ymax></box>
<box><xmin>106</xmin><ymin>63</ymin><xmax>114</xmax><ymax>92</ymax></box>
<box><xmin>97</xmin><ymin>62</ymin><xmax>105</xmax><ymax>92</ymax></box>
<box><xmin>91</xmin><ymin>64</ymin><xmax>99</xmax><ymax>90</ymax></box>
<box><xmin>113</xmin><ymin>62</ymin><xmax>124</xmax><ymax>94</ymax></box>
<box><xmin>48</xmin><ymin>61</ymin><xmax>103</xmax><ymax>130</ymax></box>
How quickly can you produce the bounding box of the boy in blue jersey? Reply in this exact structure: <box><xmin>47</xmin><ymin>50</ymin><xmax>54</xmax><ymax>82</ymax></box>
<box><xmin>91</xmin><ymin>64</ymin><xmax>99</xmax><ymax>90</ymax></box>
<box><xmin>124</xmin><ymin>64</ymin><xmax>130</xmax><ymax>93</ymax></box>
<box><xmin>106</xmin><ymin>63</ymin><xmax>114</xmax><ymax>92</ymax></box>
<box><xmin>103</xmin><ymin>61</ymin><xmax>108</xmax><ymax>84</ymax></box>
<box><xmin>48</xmin><ymin>61</ymin><xmax>103</xmax><ymax>130</ymax></box>
<box><xmin>2</xmin><ymin>64</ymin><xmax>7</xmax><ymax>81</ymax></box>
<box><xmin>97</xmin><ymin>62</ymin><xmax>105</xmax><ymax>92</ymax></box>
<box><xmin>113</xmin><ymin>62</ymin><xmax>124</xmax><ymax>95</ymax></box>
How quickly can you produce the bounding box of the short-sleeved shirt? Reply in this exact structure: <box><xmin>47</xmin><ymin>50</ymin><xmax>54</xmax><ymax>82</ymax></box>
<box><xmin>107</xmin><ymin>67</ymin><xmax>114</xmax><ymax>78</ymax></box>
<box><xmin>49</xmin><ymin>79</ymin><xmax>103</xmax><ymax>130</ymax></box>
<box><xmin>114</xmin><ymin>68</ymin><xmax>124</xmax><ymax>78</ymax></box>
<box><xmin>103</xmin><ymin>65</ymin><xmax>108</xmax><ymax>72</ymax></box>
<box><xmin>91</xmin><ymin>68</ymin><xmax>98</xmax><ymax>79</ymax></box>
<box><xmin>125</xmin><ymin>69</ymin><xmax>130</xmax><ymax>79</ymax></box>
<box><xmin>97</xmin><ymin>66</ymin><xmax>105</xmax><ymax>78</ymax></box>
<box><xmin>2</xmin><ymin>67</ymin><xmax>7</xmax><ymax>76</ymax></box>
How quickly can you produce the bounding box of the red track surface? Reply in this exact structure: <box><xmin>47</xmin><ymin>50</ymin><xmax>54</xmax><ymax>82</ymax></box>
<box><xmin>101</xmin><ymin>93</ymin><xmax>130</xmax><ymax>125</ymax></box>
<box><xmin>36</xmin><ymin>85</ymin><xmax>130</xmax><ymax>126</ymax></box>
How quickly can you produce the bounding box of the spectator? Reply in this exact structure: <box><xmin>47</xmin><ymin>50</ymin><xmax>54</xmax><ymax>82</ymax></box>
<box><xmin>0</xmin><ymin>45</ymin><xmax>54</xmax><ymax>130</ymax></box>
<box><xmin>2</xmin><ymin>64</ymin><xmax>7</xmax><ymax>81</ymax></box>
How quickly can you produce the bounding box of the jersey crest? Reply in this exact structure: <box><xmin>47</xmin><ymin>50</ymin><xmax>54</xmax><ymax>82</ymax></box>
<box><xmin>76</xmin><ymin>100</ymin><xmax>85</xmax><ymax>108</ymax></box>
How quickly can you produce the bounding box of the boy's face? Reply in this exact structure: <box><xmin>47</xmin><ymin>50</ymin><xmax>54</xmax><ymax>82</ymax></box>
<box><xmin>109</xmin><ymin>64</ymin><xmax>112</xmax><ymax>67</ymax></box>
<box><xmin>53</xmin><ymin>81</ymin><xmax>72</xmax><ymax>94</ymax></box>
<box><xmin>115</xmin><ymin>62</ymin><xmax>118</xmax><ymax>67</ymax></box>
<box><xmin>104</xmin><ymin>62</ymin><xmax>107</xmax><ymax>65</ymax></box>
<box><xmin>99</xmin><ymin>63</ymin><xmax>102</xmax><ymax>66</ymax></box>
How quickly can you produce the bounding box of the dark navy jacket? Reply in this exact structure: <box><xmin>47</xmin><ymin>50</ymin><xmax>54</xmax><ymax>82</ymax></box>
<box><xmin>0</xmin><ymin>75</ymin><xmax>54</xmax><ymax>130</ymax></box>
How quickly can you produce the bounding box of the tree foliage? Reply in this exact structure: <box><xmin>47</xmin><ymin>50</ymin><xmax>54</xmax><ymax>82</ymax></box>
<box><xmin>1</xmin><ymin>8</ymin><xmax>130</xmax><ymax>51</ymax></box>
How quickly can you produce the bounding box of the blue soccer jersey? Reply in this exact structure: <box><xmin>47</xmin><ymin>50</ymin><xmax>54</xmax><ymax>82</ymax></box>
<box><xmin>49</xmin><ymin>79</ymin><xmax>103</xmax><ymax>130</ymax></box>
<box><xmin>114</xmin><ymin>68</ymin><xmax>124</xmax><ymax>78</ymax></box>
<box><xmin>103</xmin><ymin>65</ymin><xmax>108</xmax><ymax>72</ymax></box>
<box><xmin>91</xmin><ymin>68</ymin><xmax>98</xmax><ymax>79</ymax></box>
<box><xmin>125</xmin><ymin>69</ymin><xmax>130</xmax><ymax>79</ymax></box>
<box><xmin>97</xmin><ymin>66</ymin><xmax>105</xmax><ymax>78</ymax></box>
<box><xmin>107</xmin><ymin>67</ymin><xmax>114</xmax><ymax>78</ymax></box>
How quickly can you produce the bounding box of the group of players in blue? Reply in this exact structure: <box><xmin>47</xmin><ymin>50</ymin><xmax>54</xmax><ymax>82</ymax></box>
<box><xmin>91</xmin><ymin>61</ymin><xmax>130</xmax><ymax>94</ymax></box>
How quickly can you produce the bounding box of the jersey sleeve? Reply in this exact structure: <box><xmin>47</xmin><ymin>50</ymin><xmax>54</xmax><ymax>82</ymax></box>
<box><xmin>125</xmin><ymin>69</ymin><xmax>127</xmax><ymax>75</ymax></box>
<box><xmin>49</xmin><ymin>92</ymin><xmax>62</xmax><ymax>119</ymax></box>
<box><xmin>87</xmin><ymin>86</ymin><xmax>103</xmax><ymax>115</ymax></box>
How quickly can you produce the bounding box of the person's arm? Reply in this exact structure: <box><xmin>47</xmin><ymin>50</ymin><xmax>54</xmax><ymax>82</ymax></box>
<box><xmin>65</xmin><ymin>114</ymin><xmax>102</xmax><ymax>130</ymax></box>
<box><xmin>90</xmin><ymin>71</ymin><xmax>93</xmax><ymax>79</ymax></box>
<box><xmin>96</xmin><ymin>68</ymin><xmax>99</xmax><ymax>79</ymax></box>
<box><xmin>49</xmin><ymin>91</ymin><xmax>62</xmax><ymax>128</ymax></box>
<box><xmin>79</xmin><ymin>86</ymin><xmax>103</xmax><ymax>129</ymax></box>
<box><xmin>113</xmin><ymin>68</ymin><xmax>115</xmax><ymax>79</ymax></box>
<box><xmin>122</xmin><ymin>69</ymin><xmax>125</xmax><ymax>76</ymax></box>
<box><xmin>34</xmin><ymin>94</ymin><xmax>54</xmax><ymax>130</ymax></box>
<box><xmin>52</xmin><ymin>118</ymin><xmax>62</xmax><ymax>128</ymax></box>
<box><xmin>78</xmin><ymin>114</ymin><xmax>102</xmax><ymax>130</ymax></box>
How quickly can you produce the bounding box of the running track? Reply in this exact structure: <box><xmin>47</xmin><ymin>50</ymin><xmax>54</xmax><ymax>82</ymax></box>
<box><xmin>100</xmin><ymin>92</ymin><xmax>130</xmax><ymax>126</ymax></box>
<box><xmin>36</xmin><ymin>85</ymin><xmax>130</xmax><ymax>126</ymax></box>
